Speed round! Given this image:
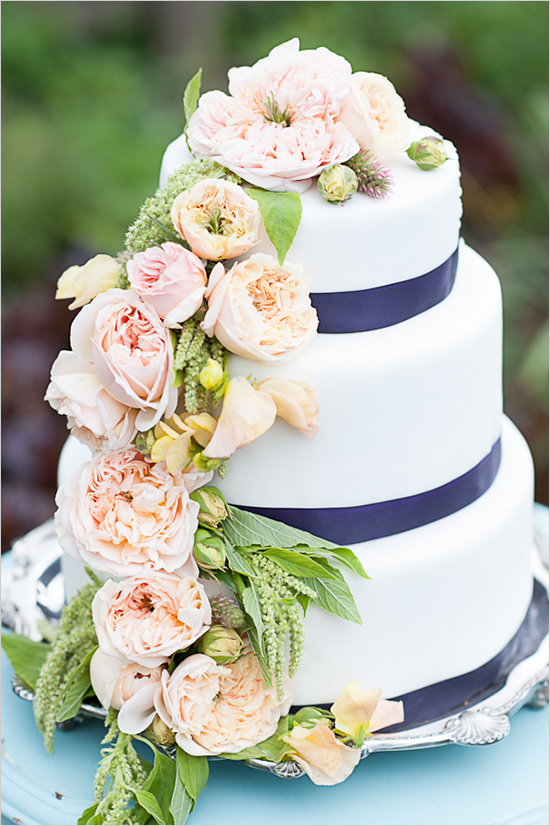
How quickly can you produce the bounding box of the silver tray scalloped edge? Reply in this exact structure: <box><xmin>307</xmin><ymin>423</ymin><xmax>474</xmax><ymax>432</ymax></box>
<box><xmin>3</xmin><ymin>519</ymin><xmax>549</xmax><ymax>779</ymax></box>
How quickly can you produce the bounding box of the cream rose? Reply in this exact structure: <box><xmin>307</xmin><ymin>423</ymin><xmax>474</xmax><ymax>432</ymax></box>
<box><xmin>46</xmin><ymin>289</ymin><xmax>177</xmax><ymax>447</ymax></box>
<box><xmin>284</xmin><ymin>719</ymin><xmax>361</xmax><ymax>785</ymax></box>
<box><xmin>90</xmin><ymin>649</ymin><xmax>166</xmax><ymax>733</ymax></box>
<box><xmin>126</xmin><ymin>242</ymin><xmax>207</xmax><ymax>327</ymax></box>
<box><xmin>55</xmin><ymin>449</ymin><xmax>200</xmax><ymax>577</ymax></box>
<box><xmin>337</xmin><ymin>72</ymin><xmax>411</xmax><ymax>161</ymax></box>
<box><xmin>256</xmin><ymin>378</ymin><xmax>319</xmax><ymax>438</ymax></box>
<box><xmin>56</xmin><ymin>254</ymin><xmax>119</xmax><ymax>310</ymax></box>
<box><xmin>171</xmin><ymin>179</ymin><xmax>261</xmax><ymax>261</ymax></box>
<box><xmin>92</xmin><ymin>573</ymin><xmax>211</xmax><ymax>668</ymax></box>
<box><xmin>203</xmin><ymin>377</ymin><xmax>276</xmax><ymax>459</ymax></box>
<box><xmin>202</xmin><ymin>255</ymin><xmax>318</xmax><ymax>362</ymax></box>
<box><xmin>154</xmin><ymin>647</ymin><xmax>292</xmax><ymax>756</ymax></box>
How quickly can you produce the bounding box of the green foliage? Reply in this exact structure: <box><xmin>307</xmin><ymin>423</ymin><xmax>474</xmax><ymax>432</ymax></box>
<box><xmin>1</xmin><ymin>633</ymin><xmax>51</xmax><ymax>690</ymax></box>
<box><xmin>247</xmin><ymin>188</ymin><xmax>302</xmax><ymax>265</ymax></box>
<box><xmin>183</xmin><ymin>69</ymin><xmax>202</xmax><ymax>136</ymax></box>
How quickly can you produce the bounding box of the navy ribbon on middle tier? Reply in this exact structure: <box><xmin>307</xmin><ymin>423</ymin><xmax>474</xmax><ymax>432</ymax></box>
<box><xmin>235</xmin><ymin>438</ymin><xmax>501</xmax><ymax>545</ymax></box>
<box><xmin>310</xmin><ymin>246</ymin><xmax>459</xmax><ymax>333</ymax></box>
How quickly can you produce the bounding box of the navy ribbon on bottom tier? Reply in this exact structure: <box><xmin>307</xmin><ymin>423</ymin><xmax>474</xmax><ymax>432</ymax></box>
<box><xmin>235</xmin><ymin>438</ymin><xmax>502</xmax><ymax>546</ymax></box>
<box><xmin>310</xmin><ymin>246</ymin><xmax>459</xmax><ymax>334</ymax></box>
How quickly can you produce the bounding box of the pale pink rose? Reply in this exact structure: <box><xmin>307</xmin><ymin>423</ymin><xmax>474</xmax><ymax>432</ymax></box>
<box><xmin>202</xmin><ymin>377</ymin><xmax>276</xmax><ymax>460</ymax></box>
<box><xmin>55</xmin><ymin>449</ymin><xmax>200</xmax><ymax>577</ymax></box>
<box><xmin>330</xmin><ymin>680</ymin><xmax>404</xmax><ymax>738</ymax></box>
<box><xmin>337</xmin><ymin>72</ymin><xmax>411</xmax><ymax>161</ymax></box>
<box><xmin>46</xmin><ymin>290</ymin><xmax>177</xmax><ymax>447</ymax></box>
<box><xmin>127</xmin><ymin>242</ymin><xmax>207</xmax><ymax>328</ymax></box>
<box><xmin>45</xmin><ymin>352</ymin><xmax>138</xmax><ymax>452</ymax></box>
<box><xmin>202</xmin><ymin>255</ymin><xmax>318</xmax><ymax>362</ymax></box>
<box><xmin>171</xmin><ymin>179</ymin><xmax>261</xmax><ymax>261</ymax></box>
<box><xmin>256</xmin><ymin>378</ymin><xmax>319</xmax><ymax>438</ymax></box>
<box><xmin>283</xmin><ymin>719</ymin><xmax>361</xmax><ymax>786</ymax></box>
<box><xmin>90</xmin><ymin>649</ymin><xmax>166</xmax><ymax>733</ymax></box>
<box><xmin>92</xmin><ymin>573</ymin><xmax>212</xmax><ymax>668</ymax></box>
<box><xmin>188</xmin><ymin>39</ymin><xmax>359</xmax><ymax>191</ymax></box>
<box><xmin>154</xmin><ymin>647</ymin><xmax>292</xmax><ymax>756</ymax></box>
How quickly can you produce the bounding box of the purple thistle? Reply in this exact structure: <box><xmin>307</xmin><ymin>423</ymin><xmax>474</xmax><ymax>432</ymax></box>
<box><xmin>345</xmin><ymin>150</ymin><xmax>394</xmax><ymax>199</ymax></box>
<box><xmin>209</xmin><ymin>593</ymin><xmax>247</xmax><ymax>629</ymax></box>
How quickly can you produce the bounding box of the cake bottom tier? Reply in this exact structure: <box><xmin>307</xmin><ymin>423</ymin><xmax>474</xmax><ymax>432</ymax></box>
<box><xmin>291</xmin><ymin>415</ymin><xmax>535</xmax><ymax>705</ymax></box>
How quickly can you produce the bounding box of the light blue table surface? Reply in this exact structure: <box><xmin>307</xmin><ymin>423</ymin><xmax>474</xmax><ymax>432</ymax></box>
<box><xmin>2</xmin><ymin>508</ymin><xmax>549</xmax><ymax>826</ymax></box>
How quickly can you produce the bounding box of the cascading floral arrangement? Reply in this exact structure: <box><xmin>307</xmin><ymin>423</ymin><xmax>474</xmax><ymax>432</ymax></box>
<box><xmin>1</xmin><ymin>39</ymin><xmax>448</xmax><ymax>825</ymax></box>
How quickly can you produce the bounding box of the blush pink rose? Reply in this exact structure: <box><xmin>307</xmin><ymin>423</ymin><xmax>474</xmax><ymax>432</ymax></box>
<box><xmin>187</xmin><ymin>39</ymin><xmax>359</xmax><ymax>191</ymax></box>
<box><xmin>127</xmin><ymin>243</ymin><xmax>207</xmax><ymax>328</ymax></box>
<box><xmin>171</xmin><ymin>179</ymin><xmax>261</xmax><ymax>261</ymax></box>
<box><xmin>46</xmin><ymin>289</ymin><xmax>177</xmax><ymax>447</ymax></box>
<box><xmin>92</xmin><ymin>573</ymin><xmax>212</xmax><ymax>668</ymax></box>
<box><xmin>90</xmin><ymin>648</ymin><xmax>166</xmax><ymax>733</ymax></box>
<box><xmin>154</xmin><ymin>646</ymin><xmax>292</xmax><ymax>756</ymax></box>
<box><xmin>337</xmin><ymin>72</ymin><xmax>411</xmax><ymax>161</ymax></box>
<box><xmin>55</xmin><ymin>449</ymin><xmax>200</xmax><ymax>577</ymax></box>
<box><xmin>202</xmin><ymin>255</ymin><xmax>318</xmax><ymax>363</ymax></box>
<box><xmin>203</xmin><ymin>377</ymin><xmax>277</xmax><ymax>460</ymax></box>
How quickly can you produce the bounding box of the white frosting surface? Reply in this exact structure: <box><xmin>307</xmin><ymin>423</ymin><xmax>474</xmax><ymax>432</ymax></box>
<box><xmin>160</xmin><ymin>122</ymin><xmax>462</xmax><ymax>292</ymax></box>
<box><xmin>292</xmin><ymin>415</ymin><xmax>535</xmax><ymax>704</ymax></box>
<box><xmin>221</xmin><ymin>242</ymin><xmax>502</xmax><ymax>507</ymax></box>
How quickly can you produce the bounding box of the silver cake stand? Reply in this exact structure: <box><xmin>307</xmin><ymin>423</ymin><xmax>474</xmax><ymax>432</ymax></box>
<box><xmin>2</xmin><ymin>517</ymin><xmax>548</xmax><ymax>779</ymax></box>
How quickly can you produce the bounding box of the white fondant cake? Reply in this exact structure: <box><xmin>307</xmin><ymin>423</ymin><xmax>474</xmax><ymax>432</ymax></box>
<box><xmin>58</xmin><ymin>106</ymin><xmax>538</xmax><ymax>710</ymax></box>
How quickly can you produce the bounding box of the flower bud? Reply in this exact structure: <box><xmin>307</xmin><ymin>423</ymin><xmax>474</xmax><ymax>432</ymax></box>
<box><xmin>318</xmin><ymin>165</ymin><xmax>358</xmax><ymax>204</ymax></box>
<box><xmin>135</xmin><ymin>429</ymin><xmax>156</xmax><ymax>458</ymax></box>
<box><xmin>146</xmin><ymin>714</ymin><xmax>176</xmax><ymax>747</ymax></box>
<box><xmin>406</xmin><ymin>137</ymin><xmax>448</xmax><ymax>171</ymax></box>
<box><xmin>199</xmin><ymin>358</ymin><xmax>224</xmax><ymax>390</ymax></box>
<box><xmin>210</xmin><ymin>593</ymin><xmax>247</xmax><ymax>629</ymax></box>
<box><xmin>193</xmin><ymin>529</ymin><xmax>227</xmax><ymax>571</ymax></box>
<box><xmin>55</xmin><ymin>254</ymin><xmax>120</xmax><ymax>310</ymax></box>
<box><xmin>197</xmin><ymin>625</ymin><xmax>244</xmax><ymax>664</ymax></box>
<box><xmin>190</xmin><ymin>486</ymin><xmax>229</xmax><ymax>527</ymax></box>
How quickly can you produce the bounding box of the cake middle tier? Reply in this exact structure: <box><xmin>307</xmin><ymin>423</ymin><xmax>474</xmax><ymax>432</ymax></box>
<box><xmin>222</xmin><ymin>242</ymin><xmax>502</xmax><ymax>514</ymax></box>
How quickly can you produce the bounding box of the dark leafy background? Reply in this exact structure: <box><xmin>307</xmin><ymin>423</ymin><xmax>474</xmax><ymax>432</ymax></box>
<box><xmin>2</xmin><ymin>1</ymin><xmax>548</xmax><ymax>550</ymax></box>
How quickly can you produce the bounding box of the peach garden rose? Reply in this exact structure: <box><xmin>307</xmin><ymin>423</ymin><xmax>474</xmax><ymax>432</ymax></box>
<box><xmin>202</xmin><ymin>255</ymin><xmax>318</xmax><ymax>363</ymax></box>
<box><xmin>171</xmin><ymin>179</ymin><xmax>261</xmax><ymax>261</ymax></box>
<box><xmin>55</xmin><ymin>449</ymin><xmax>201</xmax><ymax>577</ymax></box>
<box><xmin>126</xmin><ymin>242</ymin><xmax>207</xmax><ymax>328</ymax></box>
<box><xmin>92</xmin><ymin>572</ymin><xmax>212</xmax><ymax>668</ymax></box>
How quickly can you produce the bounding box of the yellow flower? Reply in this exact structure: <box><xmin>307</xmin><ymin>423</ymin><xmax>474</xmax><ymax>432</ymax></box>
<box><xmin>150</xmin><ymin>412</ymin><xmax>217</xmax><ymax>474</ymax></box>
<box><xmin>283</xmin><ymin>720</ymin><xmax>361</xmax><ymax>786</ymax></box>
<box><xmin>330</xmin><ymin>680</ymin><xmax>404</xmax><ymax>741</ymax></box>
<box><xmin>56</xmin><ymin>254</ymin><xmax>119</xmax><ymax>310</ymax></box>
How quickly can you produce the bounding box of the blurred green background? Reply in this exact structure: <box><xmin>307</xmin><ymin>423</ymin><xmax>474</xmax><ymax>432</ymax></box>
<box><xmin>2</xmin><ymin>1</ymin><xmax>548</xmax><ymax>547</ymax></box>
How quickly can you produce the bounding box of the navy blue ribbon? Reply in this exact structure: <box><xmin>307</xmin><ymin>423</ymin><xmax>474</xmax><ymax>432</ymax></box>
<box><xmin>310</xmin><ymin>246</ymin><xmax>459</xmax><ymax>334</ymax></box>
<box><xmin>290</xmin><ymin>578</ymin><xmax>549</xmax><ymax>728</ymax></box>
<box><xmin>234</xmin><ymin>438</ymin><xmax>501</xmax><ymax>545</ymax></box>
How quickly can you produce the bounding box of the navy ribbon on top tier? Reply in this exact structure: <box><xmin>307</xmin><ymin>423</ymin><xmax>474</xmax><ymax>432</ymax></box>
<box><xmin>311</xmin><ymin>246</ymin><xmax>459</xmax><ymax>333</ymax></box>
<box><xmin>235</xmin><ymin>438</ymin><xmax>501</xmax><ymax>545</ymax></box>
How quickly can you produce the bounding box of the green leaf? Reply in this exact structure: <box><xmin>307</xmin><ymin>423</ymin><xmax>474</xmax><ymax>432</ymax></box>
<box><xmin>262</xmin><ymin>548</ymin><xmax>338</xmax><ymax>579</ymax></box>
<box><xmin>293</xmin><ymin>706</ymin><xmax>333</xmax><ymax>726</ymax></box>
<box><xmin>296</xmin><ymin>592</ymin><xmax>311</xmax><ymax>615</ymax></box>
<box><xmin>1</xmin><ymin>633</ymin><xmax>51</xmax><ymax>690</ymax></box>
<box><xmin>242</xmin><ymin>584</ymin><xmax>264</xmax><ymax>639</ymax></box>
<box><xmin>247</xmin><ymin>626</ymin><xmax>272</xmax><ymax>688</ymax></box>
<box><xmin>224</xmin><ymin>539</ymin><xmax>257</xmax><ymax>577</ymax></box>
<box><xmin>317</xmin><ymin>547</ymin><xmax>370</xmax><ymax>579</ymax></box>
<box><xmin>169</xmin><ymin>778</ymin><xmax>194</xmax><ymax>825</ymax></box>
<box><xmin>134</xmin><ymin>789</ymin><xmax>167</xmax><ymax>825</ymax></box>
<box><xmin>220</xmin><ymin>715</ymin><xmax>292</xmax><ymax>762</ymax></box>
<box><xmin>226</xmin><ymin>507</ymin><xmax>341</xmax><ymax>551</ymax></box>
<box><xmin>246</xmin><ymin>188</ymin><xmax>302</xmax><ymax>265</ymax></box>
<box><xmin>305</xmin><ymin>575</ymin><xmax>362</xmax><ymax>625</ymax></box>
<box><xmin>176</xmin><ymin>748</ymin><xmax>209</xmax><ymax>803</ymax></box>
<box><xmin>183</xmin><ymin>68</ymin><xmax>202</xmax><ymax>134</ymax></box>
<box><xmin>142</xmin><ymin>747</ymin><xmax>177</xmax><ymax>825</ymax></box>
<box><xmin>77</xmin><ymin>804</ymin><xmax>99</xmax><ymax>825</ymax></box>
<box><xmin>56</xmin><ymin>646</ymin><xmax>97</xmax><ymax>722</ymax></box>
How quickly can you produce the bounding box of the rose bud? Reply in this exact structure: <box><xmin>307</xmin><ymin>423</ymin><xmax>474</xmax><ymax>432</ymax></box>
<box><xmin>318</xmin><ymin>165</ymin><xmax>358</xmax><ymax>204</ymax></box>
<box><xmin>406</xmin><ymin>136</ymin><xmax>448</xmax><ymax>171</ymax></box>
<box><xmin>197</xmin><ymin>625</ymin><xmax>244</xmax><ymax>664</ymax></box>
<box><xmin>146</xmin><ymin>714</ymin><xmax>176</xmax><ymax>747</ymax></box>
<box><xmin>190</xmin><ymin>486</ymin><xmax>229</xmax><ymax>528</ymax></box>
<box><xmin>193</xmin><ymin>529</ymin><xmax>227</xmax><ymax>571</ymax></box>
<box><xmin>199</xmin><ymin>358</ymin><xmax>224</xmax><ymax>390</ymax></box>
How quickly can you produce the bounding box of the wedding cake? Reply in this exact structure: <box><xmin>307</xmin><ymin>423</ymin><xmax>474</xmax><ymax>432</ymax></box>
<box><xmin>49</xmin><ymin>39</ymin><xmax>542</xmax><ymax>787</ymax></box>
